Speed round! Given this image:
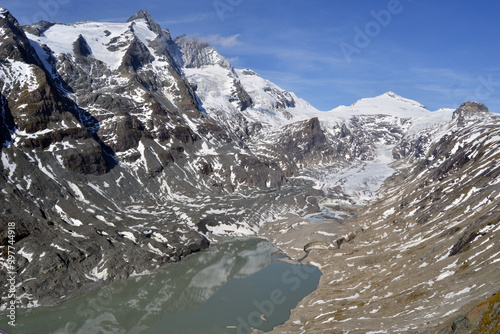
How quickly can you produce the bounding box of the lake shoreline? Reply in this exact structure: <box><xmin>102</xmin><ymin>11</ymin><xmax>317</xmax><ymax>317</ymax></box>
<box><xmin>0</xmin><ymin>237</ymin><xmax>322</xmax><ymax>334</ymax></box>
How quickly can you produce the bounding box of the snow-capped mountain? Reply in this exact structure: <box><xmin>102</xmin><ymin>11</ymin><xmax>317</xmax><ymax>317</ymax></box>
<box><xmin>0</xmin><ymin>8</ymin><xmax>499</xmax><ymax>332</ymax></box>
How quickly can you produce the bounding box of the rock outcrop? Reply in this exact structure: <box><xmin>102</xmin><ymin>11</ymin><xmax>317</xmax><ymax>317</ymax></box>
<box><xmin>453</xmin><ymin>101</ymin><xmax>491</xmax><ymax>126</ymax></box>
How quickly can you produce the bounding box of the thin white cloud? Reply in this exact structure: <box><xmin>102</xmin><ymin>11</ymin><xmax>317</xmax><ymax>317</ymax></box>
<box><xmin>203</xmin><ymin>34</ymin><xmax>242</xmax><ymax>48</ymax></box>
<box><xmin>414</xmin><ymin>83</ymin><xmax>457</xmax><ymax>94</ymax></box>
<box><xmin>160</xmin><ymin>12</ymin><xmax>215</xmax><ymax>25</ymax></box>
<box><xmin>98</xmin><ymin>16</ymin><xmax>129</xmax><ymax>23</ymax></box>
<box><xmin>226</xmin><ymin>42</ymin><xmax>346</xmax><ymax>71</ymax></box>
<box><xmin>410</xmin><ymin>67</ymin><xmax>471</xmax><ymax>82</ymax></box>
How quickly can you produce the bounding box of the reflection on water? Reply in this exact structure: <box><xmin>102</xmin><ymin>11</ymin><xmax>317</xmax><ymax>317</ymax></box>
<box><xmin>1</xmin><ymin>238</ymin><xmax>321</xmax><ymax>334</ymax></box>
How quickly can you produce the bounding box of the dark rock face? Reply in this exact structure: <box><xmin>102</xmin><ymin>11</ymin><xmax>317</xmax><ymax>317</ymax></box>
<box><xmin>0</xmin><ymin>8</ymin><xmax>114</xmax><ymax>175</ymax></box>
<box><xmin>197</xmin><ymin>122</ymin><xmax>231</xmax><ymax>143</ymax></box>
<box><xmin>0</xmin><ymin>93</ymin><xmax>15</xmax><ymax>145</ymax></box>
<box><xmin>59</xmin><ymin>140</ymin><xmax>110</xmax><ymax>175</ymax></box>
<box><xmin>260</xmin><ymin>117</ymin><xmax>336</xmax><ymax>173</ymax></box>
<box><xmin>173</xmin><ymin>125</ymin><xmax>199</xmax><ymax>145</ymax></box>
<box><xmin>449</xmin><ymin>231</ymin><xmax>480</xmax><ymax>256</ymax></box>
<box><xmin>233</xmin><ymin>154</ymin><xmax>284</xmax><ymax>188</ymax></box>
<box><xmin>21</xmin><ymin>20</ymin><xmax>56</xmax><ymax>37</ymax></box>
<box><xmin>119</xmin><ymin>37</ymin><xmax>155</xmax><ymax>73</ymax></box>
<box><xmin>230</xmin><ymin>79</ymin><xmax>254</xmax><ymax>111</ymax></box>
<box><xmin>281</xmin><ymin>117</ymin><xmax>332</xmax><ymax>165</ymax></box>
<box><xmin>72</xmin><ymin>34</ymin><xmax>92</xmax><ymax>57</ymax></box>
<box><xmin>112</xmin><ymin>115</ymin><xmax>149</xmax><ymax>152</ymax></box>
<box><xmin>0</xmin><ymin>10</ymin><xmax>40</xmax><ymax>64</ymax></box>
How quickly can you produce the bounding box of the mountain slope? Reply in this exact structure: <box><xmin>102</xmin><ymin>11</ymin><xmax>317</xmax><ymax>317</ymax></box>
<box><xmin>262</xmin><ymin>102</ymin><xmax>500</xmax><ymax>333</ymax></box>
<box><xmin>0</xmin><ymin>8</ymin><xmax>287</xmax><ymax>307</ymax></box>
<box><xmin>0</xmin><ymin>9</ymin><xmax>498</xmax><ymax>334</ymax></box>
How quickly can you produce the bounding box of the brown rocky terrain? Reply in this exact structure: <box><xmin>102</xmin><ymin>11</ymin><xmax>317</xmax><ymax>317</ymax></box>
<box><xmin>260</xmin><ymin>104</ymin><xmax>500</xmax><ymax>333</ymax></box>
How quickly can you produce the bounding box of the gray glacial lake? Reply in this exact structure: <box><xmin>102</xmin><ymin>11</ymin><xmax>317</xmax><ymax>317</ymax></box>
<box><xmin>2</xmin><ymin>238</ymin><xmax>321</xmax><ymax>334</ymax></box>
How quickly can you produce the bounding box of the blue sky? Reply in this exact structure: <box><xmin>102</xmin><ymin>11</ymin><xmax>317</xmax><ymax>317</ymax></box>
<box><xmin>4</xmin><ymin>0</ymin><xmax>500</xmax><ymax>112</ymax></box>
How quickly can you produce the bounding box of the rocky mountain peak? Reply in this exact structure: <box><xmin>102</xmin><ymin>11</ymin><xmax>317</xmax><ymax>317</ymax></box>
<box><xmin>452</xmin><ymin>101</ymin><xmax>491</xmax><ymax>125</ymax></box>
<box><xmin>174</xmin><ymin>34</ymin><xmax>232</xmax><ymax>69</ymax></box>
<box><xmin>21</xmin><ymin>20</ymin><xmax>56</xmax><ymax>37</ymax></box>
<box><xmin>126</xmin><ymin>9</ymin><xmax>163</xmax><ymax>36</ymax></box>
<box><xmin>0</xmin><ymin>7</ymin><xmax>10</xmax><ymax>18</ymax></box>
<box><xmin>382</xmin><ymin>91</ymin><xmax>399</xmax><ymax>98</ymax></box>
<box><xmin>0</xmin><ymin>7</ymin><xmax>9</xmax><ymax>18</ymax></box>
<box><xmin>0</xmin><ymin>7</ymin><xmax>40</xmax><ymax>65</ymax></box>
<box><xmin>378</xmin><ymin>91</ymin><xmax>427</xmax><ymax>109</ymax></box>
<box><xmin>118</xmin><ymin>35</ymin><xmax>155</xmax><ymax>72</ymax></box>
<box><xmin>333</xmin><ymin>91</ymin><xmax>428</xmax><ymax>117</ymax></box>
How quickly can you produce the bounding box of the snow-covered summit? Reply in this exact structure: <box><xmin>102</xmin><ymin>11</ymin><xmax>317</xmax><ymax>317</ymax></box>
<box><xmin>26</xmin><ymin>21</ymin><xmax>142</xmax><ymax>70</ymax></box>
<box><xmin>18</xmin><ymin>8</ymin><xmax>458</xmax><ymax>152</ymax></box>
<box><xmin>23</xmin><ymin>10</ymin><xmax>174</xmax><ymax>72</ymax></box>
<box><xmin>331</xmin><ymin>91</ymin><xmax>430</xmax><ymax>118</ymax></box>
<box><xmin>126</xmin><ymin>9</ymin><xmax>163</xmax><ymax>35</ymax></box>
<box><xmin>21</xmin><ymin>10</ymin><xmax>451</xmax><ymax>131</ymax></box>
